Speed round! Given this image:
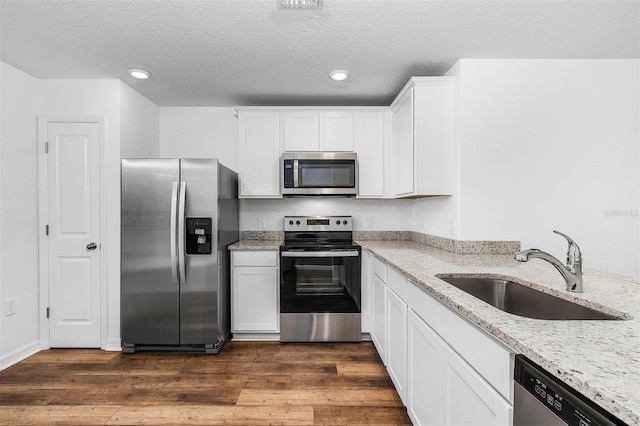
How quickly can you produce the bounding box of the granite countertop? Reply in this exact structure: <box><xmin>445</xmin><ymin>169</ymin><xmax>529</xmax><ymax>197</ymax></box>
<box><xmin>357</xmin><ymin>240</ymin><xmax>640</xmax><ymax>425</ymax></box>
<box><xmin>229</xmin><ymin>240</ymin><xmax>282</xmax><ymax>251</ymax></box>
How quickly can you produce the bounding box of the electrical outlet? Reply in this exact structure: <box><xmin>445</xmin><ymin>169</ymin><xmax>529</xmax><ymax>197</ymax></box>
<box><xmin>257</xmin><ymin>216</ymin><xmax>266</xmax><ymax>229</ymax></box>
<box><xmin>5</xmin><ymin>298</ymin><xmax>16</xmax><ymax>316</ymax></box>
<box><xmin>366</xmin><ymin>217</ymin><xmax>374</xmax><ymax>229</ymax></box>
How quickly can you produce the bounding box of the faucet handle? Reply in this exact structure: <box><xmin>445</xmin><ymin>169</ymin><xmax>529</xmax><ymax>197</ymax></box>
<box><xmin>553</xmin><ymin>230</ymin><xmax>581</xmax><ymax>263</ymax></box>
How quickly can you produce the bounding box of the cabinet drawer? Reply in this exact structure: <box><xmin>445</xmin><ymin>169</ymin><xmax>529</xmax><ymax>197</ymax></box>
<box><xmin>408</xmin><ymin>282</ymin><xmax>513</xmax><ymax>401</ymax></box>
<box><xmin>232</xmin><ymin>251</ymin><xmax>278</xmax><ymax>267</ymax></box>
<box><xmin>371</xmin><ymin>256</ymin><xmax>387</xmax><ymax>282</ymax></box>
<box><xmin>387</xmin><ymin>266</ymin><xmax>407</xmax><ymax>301</ymax></box>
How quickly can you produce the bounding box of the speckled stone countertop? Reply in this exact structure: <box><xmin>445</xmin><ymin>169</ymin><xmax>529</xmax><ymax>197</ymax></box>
<box><xmin>229</xmin><ymin>240</ymin><xmax>282</xmax><ymax>251</ymax></box>
<box><xmin>358</xmin><ymin>240</ymin><xmax>640</xmax><ymax>426</ymax></box>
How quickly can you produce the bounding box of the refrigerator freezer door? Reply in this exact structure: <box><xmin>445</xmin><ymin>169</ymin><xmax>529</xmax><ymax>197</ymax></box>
<box><xmin>179</xmin><ymin>159</ymin><xmax>219</xmax><ymax>345</ymax></box>
<box><xmin>121</xmin><ymin>159</ymin><xmax>180</xmax><ymax>345</ymax></box>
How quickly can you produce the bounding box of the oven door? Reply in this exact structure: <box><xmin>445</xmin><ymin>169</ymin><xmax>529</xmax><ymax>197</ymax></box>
<box><xmin>280</xmin><ymin>249</ymin><xmax>361</xmax><ymax>314</ymax></box>
<box><xmin>280</xmin><ymin>248</ymin><xmax>362</xmax><ymax>342</ymax></box>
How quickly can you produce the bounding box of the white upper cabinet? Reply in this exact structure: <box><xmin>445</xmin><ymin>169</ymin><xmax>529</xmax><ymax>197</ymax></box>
<box><xmin>237</xmin><ymin>110</ymin><xmax>282</xmax><ymax>198</ymax></box>
<box><xmin>355</xmin><ymin>111</ymin><xmax>386</xmax><ymax>198</ymax></box>
<box><xmin>283</xmin><ymin>111</ymin><xmax>319</xmax><ymax>151</ymax></box>
<box><xmin>283</xmin><ymin>109</ymin><xmax>355</xmax><ymax>152</ymax></box>
<box><xmin>319</xmin><ymin>111</ymin><xmax>354</xmax><ymax>151</ymax></box>
<box><xmin>390</xmin><ymin>77</ymin><xmax>454</xmax><ymax>198</ymax></box>
<box><xmin>392</xmin><ymin>88</ymin><xmax>414</xmax><ymax>196</ymax></box>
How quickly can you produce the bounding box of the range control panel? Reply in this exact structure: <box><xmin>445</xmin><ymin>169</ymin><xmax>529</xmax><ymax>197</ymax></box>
<box><xmin>185</xmin><ymin>217</ymin><xmax>212</xmax><ymax>255</ymax></box>
<box><xmin>284</xmin><ymin>216</ymin><xmax>352</xmax><ymax>232</ymax></box>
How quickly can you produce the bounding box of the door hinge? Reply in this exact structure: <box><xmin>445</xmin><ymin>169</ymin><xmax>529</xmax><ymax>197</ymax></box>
<box><xmin>46</xmin><ymin>307</ymin><xmax>50</xmax><ymax>318</ymax></box>
<box><xmin>45</xmin><ymin>142</ymin><xmax>48</xmax><ymax>153</ymax></box>
<box><xmin>45</xmin><ymin>225</ymin><xmax>49</xmax><ymax>236</ymax></box>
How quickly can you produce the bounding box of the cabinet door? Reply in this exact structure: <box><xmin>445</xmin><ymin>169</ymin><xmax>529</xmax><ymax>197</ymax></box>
<box><xmin>371</xmin><ymin>273</ymin><xmax>387</xmax><ymax>363</ymax></box>
<box><xmin>386</xmin><ymin>288</ymin><xmax>408</xmax><ymax>404</ymax></box>
<box><xmin>238</xmin><ymin>112</ymin><xmax>281</xmax><ymax>197</ymax></box>
<box><xmin>355</xmin><ymin>111</ymin><xmax>385</xmax><ymax>198</ymax></box>
<box><xmin>360</xmin><ymin>250</ymin><xmax>372</xmax><ymax>333</ymax></box>
<box><xmin>283</xmin><ymin>111</ymin><xmax>319</xmax><ymax>151</ymax></box>
<box><xmin>392</xmin><ymin>88</ymin><xmax>414</xmax><ymax>196</ymax></box>
<box><xmin>408</xmin><ymin>310</ymin><xmax>512</xmax><ymax>426</ymax></box>
<box><xmin>408</xmin><ymin>310</ymin><xmax>446</xmax><ymax>426</ymax></box>
<box><xmin>319</xmin><ymin>111</ymin><xmax>354</xmax><ymax>151</ymax></box>
<box><xmin>444</xmin><ymin>345</ymin><xmax>513</xmax><ymax>426</ymax></box>
<box><xmin>232</xmin><ymin>266</ymin><xmax>279</xmax><ymax>332</ymax></box>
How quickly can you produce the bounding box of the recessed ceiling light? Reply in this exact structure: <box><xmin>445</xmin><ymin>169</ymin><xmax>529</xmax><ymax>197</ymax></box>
<box><xmin>329</xmin><ymin>69</ymin><xmax>350</xmax><ymax>81</ymax></box>
<box><xmin>127</xmin><ymin>68</ymin><xmax>152</xmax><ymax>79</ymax></box>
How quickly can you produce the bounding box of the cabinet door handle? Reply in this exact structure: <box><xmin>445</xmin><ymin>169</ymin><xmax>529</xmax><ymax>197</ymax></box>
<box><xmin>86</xmin><ymin>242</ymin><xmax>97</xmax><ymax>251</ymax></box>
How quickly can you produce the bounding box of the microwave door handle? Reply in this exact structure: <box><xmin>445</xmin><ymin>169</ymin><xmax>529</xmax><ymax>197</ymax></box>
<box><xmin>281</xmin><ymin>250</ymin><xmax>360</xmax><ymax>258</ymax></box>
<box><xmin>293</xmin><ymin>160</ymin><xmax>299</xmax><ymax>188</ymax></box>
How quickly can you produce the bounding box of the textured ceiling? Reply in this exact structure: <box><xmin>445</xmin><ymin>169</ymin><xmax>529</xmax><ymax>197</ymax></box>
<box><xmin>1</xmin><ymin>0</ymin><xmax>638</xmax><ymax>106</ymax></box>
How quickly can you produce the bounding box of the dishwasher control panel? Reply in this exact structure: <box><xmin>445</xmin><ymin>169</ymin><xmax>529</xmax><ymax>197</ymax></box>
<box><xmin>514</xmin><ymin>356</ymin><xmax>626</xmax><ymax>426</ymax></box>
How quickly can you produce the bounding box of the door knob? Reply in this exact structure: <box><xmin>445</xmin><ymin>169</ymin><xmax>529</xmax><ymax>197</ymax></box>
<box><xmin>86</xmin><ymin>242</ymin><xmax>97</xmax><ymax>251</ymax></box>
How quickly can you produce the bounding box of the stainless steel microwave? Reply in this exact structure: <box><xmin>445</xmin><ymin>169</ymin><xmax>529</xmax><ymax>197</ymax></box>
<box><xmin>281</xmin><ymin>152</ymin><xmax>358</xmax><ymax>196</ymax></box>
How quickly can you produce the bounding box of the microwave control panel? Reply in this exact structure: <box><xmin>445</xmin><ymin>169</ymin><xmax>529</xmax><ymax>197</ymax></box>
<box><xmin>283</xmin><ymin>160</ymin><xmax>294</xmax><ymax>188</ymax></box>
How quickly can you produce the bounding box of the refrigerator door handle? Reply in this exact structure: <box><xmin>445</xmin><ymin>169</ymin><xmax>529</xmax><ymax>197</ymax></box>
<box><xmin>178</xmin><ymin>181</ymin><xmax>187</xmax><ymax>284</ymax></box>
<box><xmin>170</xmin><ymin>182</ymin><xmax>179</xmax><ymax>284</ymax></box>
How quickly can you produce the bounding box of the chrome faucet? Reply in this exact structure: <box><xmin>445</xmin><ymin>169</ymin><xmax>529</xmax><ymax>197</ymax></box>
<box><xmin>514</xmin><ymin>230</ymin><xmax>583</xmax><ymax>292</ymax></box>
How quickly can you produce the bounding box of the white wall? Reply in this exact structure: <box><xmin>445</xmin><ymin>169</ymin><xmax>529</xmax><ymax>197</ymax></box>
<box><xmin>120</xmin><ymin>82</ymin><xmax>160</xmax><ymax>158</ymax></box>
<box><xmin>0</xmin><ymin>62</ymin><xmax>41</xmax><ymax>368</ymax></box>
<box><xmin>414</xmin><ymin>59</ymin><xmax>640</xmax><ymax>277</ymax></box>
<box><xmin>159</xmin><ymin>107</ymin><xmax>238</xmax><ymax>171</ymax></box>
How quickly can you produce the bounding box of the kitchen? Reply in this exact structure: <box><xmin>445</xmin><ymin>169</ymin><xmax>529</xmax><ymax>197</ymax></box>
<box><xmin>1</xmin><ymin>1</ymin><xmax>639</xmax><ymax>425</ymax></box>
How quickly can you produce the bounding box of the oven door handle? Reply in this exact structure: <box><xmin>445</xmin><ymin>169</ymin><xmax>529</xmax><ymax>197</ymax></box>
<box><xmin>281</xmin><ymin>250</ymin><xmax>360</xmax><ymax>258</ymax></box>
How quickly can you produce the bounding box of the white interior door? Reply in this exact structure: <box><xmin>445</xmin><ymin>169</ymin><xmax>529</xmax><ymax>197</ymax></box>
<box><xmin>47</xmin><ymin>122</ymin><xmax>101</xmax><ymax>347</ymax></box>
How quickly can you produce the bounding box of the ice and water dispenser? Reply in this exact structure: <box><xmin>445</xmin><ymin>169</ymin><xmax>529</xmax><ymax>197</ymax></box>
<box><xmin>185</xmin><ymin>218</ymin><xmax>212</xmax><ymax>254</ymax></box>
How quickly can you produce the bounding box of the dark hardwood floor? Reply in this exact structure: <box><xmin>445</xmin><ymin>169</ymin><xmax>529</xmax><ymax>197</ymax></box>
<box><xmin>0</xmin><ymin>341</ymin><xmax>411</xmax><ymax>425</ymax></box>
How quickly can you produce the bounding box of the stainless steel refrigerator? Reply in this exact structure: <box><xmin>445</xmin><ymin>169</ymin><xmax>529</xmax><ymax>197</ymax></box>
<box><xmin>121</xmin><ymin>158</ymin><xmax>239</xmax><ymax>354</ymax></box>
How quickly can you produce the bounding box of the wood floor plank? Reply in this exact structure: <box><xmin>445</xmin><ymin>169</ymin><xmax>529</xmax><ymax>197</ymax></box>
<box><xmin>0</xmin><ymin>405</ymin><xmax>120</xmax><ymax>425</ymax></box>
<box><xmin>0</xmin><ymin>341</ymin><xmax>410</xmax><ymax>425</ymax></box>
<box><xmin>105</xmin><ymin>405</ymin><xmax>315</xmax><ymax>425</ymax></box>
<box><xmin>236</xmin><ymin>388</ymin><xmax>403</xmax><ymax>407</ymax></box>
<box><xmin>313</xmin><ymin>406</ymin><xmax>413</xmax><ymax>425</ymax></box>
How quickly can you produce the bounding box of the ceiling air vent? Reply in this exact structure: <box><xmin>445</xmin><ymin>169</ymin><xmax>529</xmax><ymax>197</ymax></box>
<box><xmin>278</xmin><ymin>0</ymin><xmax>323</xmax><ymax>9</ymax></box>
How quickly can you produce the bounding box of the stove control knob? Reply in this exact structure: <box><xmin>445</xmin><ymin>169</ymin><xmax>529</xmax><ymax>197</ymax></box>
<box><xmin>289</xmin><ymin>220</ymin><xmax>294</xmax><ymax>225</ymax></box>
<box><xmin>343</xmin><ymin>220</ymin><xmax>348</xmax><ymax>225</ymax></box>
<box><xmin>296</xmin><ymin>220</ymin><xmax>300</xmax><ymax>225</ymax></box>
<box><xmin>336</xmin><ymin>220</ymin><xmax>341</xmax><ymax>225</ymax></box>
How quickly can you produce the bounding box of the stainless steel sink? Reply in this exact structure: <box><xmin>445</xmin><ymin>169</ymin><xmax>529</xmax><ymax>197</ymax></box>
<box><xmin>436</xmin><ymin>275</ymin><xmax>621</xmax><ymax>320</ymax></box>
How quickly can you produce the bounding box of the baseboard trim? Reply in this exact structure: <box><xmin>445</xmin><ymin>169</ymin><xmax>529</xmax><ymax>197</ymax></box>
<box><xmin>105</xmin><ymin>338</ymin><xmax>122</xmax><ymax>352</ymax></box>
<box><xmin>0</xmin><ymin>340</ymin><xmax>40</xmax><ymax>371</ymax></box>
<box><xmin>231</xmin><ymin>333</ymin><xmax>280</xmax><ymax>341</ymax></box>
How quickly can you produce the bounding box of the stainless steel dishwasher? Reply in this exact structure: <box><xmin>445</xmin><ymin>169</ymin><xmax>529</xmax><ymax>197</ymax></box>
<box><xmin>514</xmin><ymin>356</ymin><xmax>627</xmax><ymax>426</ymax></box>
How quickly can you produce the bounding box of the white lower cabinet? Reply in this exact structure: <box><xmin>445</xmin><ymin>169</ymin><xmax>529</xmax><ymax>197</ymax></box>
<box><xmin>360</xmin><ymin>250</ymin><xmax>372</xmax><ymax>333</ymax></box>
<box><xmin>231</xmin><ymin>251</ymin><xmax>279</xmax><ymax>337</ymax></box>
<box><xmin>386</xmin><ymin>287</ymin><xmax>408</xmax><ymax>404</ymax></box>
<box><xmin>366</xmin><ymin>250</ymin><xmax>514</xmax><ymax>426</ymax></box>
<box><xmin>408</xmin><ymin>310</ymin><xmax>512</xmax><ymax>426</ymax></box>
<box><xmin>370</xmin><ymin>273</ymin><xmax>387</xmax><ymax>363</ymax></box>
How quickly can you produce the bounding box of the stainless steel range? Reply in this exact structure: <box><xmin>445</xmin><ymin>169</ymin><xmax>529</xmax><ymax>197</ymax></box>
<box><xmin>279</xmin><ymin>216</ymin><xmax>361</xmax><ymax>342</ymax></box>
